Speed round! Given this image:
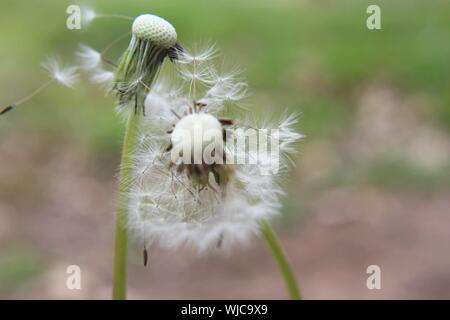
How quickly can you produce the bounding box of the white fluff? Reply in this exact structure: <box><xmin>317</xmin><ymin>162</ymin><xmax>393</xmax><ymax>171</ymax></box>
<box><xmin>75</xmin><ymin>44</ymin><xmax>115</xmax><ymax>92</ymax></box>
<box><xmin>81</xmin><ymin>6</ymin><xmax>96</xmax><ymax>26</ymax></box>
<box><xmin>42</xmin><ymin>58</ymin><xmax>78</xmax><ymax>88</ymax></box>
<box><xmin>90</xmin><ymin>68</ymin><xmax>114</xmax><ymax>91</ymax></box>
<box><xmin>76</xmin><ymin>44</ymin><xmax>102</xmax><ymax>70</ymax></box>
<box><xmin>177</xmin><ymin>44</ymin><xmax>217</xmax><ymax>64</ymax></box>
<box><xmin>125</xmin><ymin>46</ymin><xmax>302</xmax><ymax>253</ymax></box>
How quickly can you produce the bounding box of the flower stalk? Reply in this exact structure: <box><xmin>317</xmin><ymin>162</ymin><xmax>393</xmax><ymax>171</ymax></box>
<box><xmin>112</xmin><ymin>111</ymin><xmax>139</xmax><ymax>300</ymax></box>
<box><xmin>260</xmin><ymin>220</ymin><xmax>301</xmax><ymax>300</ymax></box>
<box><xmin>111</xmin><ymin>14</ymin><xmax>179</xmax><ymax>300</ymax></box>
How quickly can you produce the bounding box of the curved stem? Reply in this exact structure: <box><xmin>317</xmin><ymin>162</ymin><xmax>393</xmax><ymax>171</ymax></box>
<box><xmin>260</xmin><ymin>220</ymin><xmax>301</xmax><ymax>300</ymax></box>
<box><xmin>101</xmin><ymin>32</ymin><xmax>131</xmax><ymax>56</ymax></box>
<box><xmin>112</xmin><ymin>112</ymin><xmax>139</xmax><ymax>300</ymax></box>
<box><xmin>96</xmin><ymin>14</ymin><xmax>134</xmax><ymax>21</ymax></box>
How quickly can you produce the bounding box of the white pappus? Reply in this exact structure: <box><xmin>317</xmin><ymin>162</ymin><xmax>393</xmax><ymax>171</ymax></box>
<box><xmin>42</xmin><ymin>57</ymin><xmax>79</xmax><ymax>88</ymax></box>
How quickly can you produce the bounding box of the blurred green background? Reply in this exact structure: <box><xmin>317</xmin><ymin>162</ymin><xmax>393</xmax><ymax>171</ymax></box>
<box><xmin>0</xmin><ymin>0</ymin><xmax>449</xmax><ymax>299</ymax></box>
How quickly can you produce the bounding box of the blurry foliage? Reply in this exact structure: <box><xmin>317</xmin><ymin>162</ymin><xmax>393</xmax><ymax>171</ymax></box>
<box><xmin>328</xmin><ymin>158</ymin><xmax>450</xmax><ymax>193</ymax></box>
<box><xmin>0</xmin><ymin>246</ymin><xmax>46</xmax><ymax>292</ymax></box>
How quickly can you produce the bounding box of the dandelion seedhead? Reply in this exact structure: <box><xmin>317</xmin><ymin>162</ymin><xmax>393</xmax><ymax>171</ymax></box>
<box><xmin>123</xmin><ymin>46</ymin><xmax>302</xmax><ymax>253</ymax></box>
<box><xmin>113</xmin><ymin>14</ymin><xmax>182</xmax><ymax>111</ymax></box>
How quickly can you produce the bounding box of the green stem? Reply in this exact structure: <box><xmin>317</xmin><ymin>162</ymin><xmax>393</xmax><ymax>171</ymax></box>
<box><xmin>112</xmin><ymin>112</ymin><xmax>139</xmax><ymax>300</ymax></box>
<box><xmin>260</xmin><ymin>220</ymin><xmax>301</xmax><ymax>300</ymax></box>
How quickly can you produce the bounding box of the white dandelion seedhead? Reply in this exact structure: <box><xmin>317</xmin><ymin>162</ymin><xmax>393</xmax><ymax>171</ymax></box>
<box><xmin>42</xmin><ymin>58</ymin><xmax>79</xmax><ymax>88</ymax></box>
<box><xmin>125</xmin><ymin>45</ymin><xmax>302</xmax><ymax>253</ymax></box>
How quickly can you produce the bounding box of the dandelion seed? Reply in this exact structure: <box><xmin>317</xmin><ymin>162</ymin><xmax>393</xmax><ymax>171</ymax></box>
<box><xmin>90</xmin><ymin>68</ymin><xmax>115</xmax><ymax>91</ymax></box>
<box><xmin>178</xmin><ymin>65</ymin><xmax>214</xmax><ymax>85</ymax></box>
<box><xmin>80</xmin><ymin>6</ymin><xmax>135</xmax><ymax>28</ymax></box>
<box><xmin>177</xmin><ymin>43</ymin><xmax>217</xmax><ymax>64</ymax></box>
<box><xmin>0</xmin><ymin>106</ymin><xmax>13</xmax><ymax>115</ymax></box>
<box><xmin>76</xmin><ymin>44</ymin><xmax>102</xmax><ymax>70</ymax></box>
<box><xmin>42</xmin><ymin>58</ymin><xmax>79</xmax><ymax>88</ymax></box>
<box><xmin>279</xmin><ymin>113</ymin><xmax>304</xmax><ymax>148</ymax></box>
<box><xmin>81</xmin><ymin>6</ymin><xmax>96</xmax><ymax>26</ymax></box>
<box><xmin>1</xmin><ymin>58</ymin><xmax>78</xmax><ymax>116</ymax></box>
<box><xmin>209</xmin><ymin>67</ymin><xmax>242</xmax><ymax>86</ymax></box>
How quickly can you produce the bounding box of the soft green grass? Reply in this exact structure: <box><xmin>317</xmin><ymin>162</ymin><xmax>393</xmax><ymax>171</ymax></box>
<box><xmin>0</xmin><ymin>246</ymin><xmax>46</xmax><ymax>292</ymax></box>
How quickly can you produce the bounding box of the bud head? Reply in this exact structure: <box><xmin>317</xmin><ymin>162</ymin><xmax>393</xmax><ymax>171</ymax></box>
<box><xmin>132</xmin><ymin>14</ymin><xmax>177</xmax><ymax>48</ymax></box>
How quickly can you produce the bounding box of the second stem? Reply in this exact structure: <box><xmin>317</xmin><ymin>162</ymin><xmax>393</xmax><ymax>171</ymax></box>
<box><xmin>112</xmin><ymin>112</ymin><xmax>139</xmax><ymax>300</ymax></box>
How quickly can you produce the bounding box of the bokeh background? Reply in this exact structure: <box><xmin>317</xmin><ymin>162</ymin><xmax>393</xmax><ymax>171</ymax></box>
<box><xmin>0</xmin><ymin>0</ymin><xmax>449</xmax><ymax>299</ymax></box>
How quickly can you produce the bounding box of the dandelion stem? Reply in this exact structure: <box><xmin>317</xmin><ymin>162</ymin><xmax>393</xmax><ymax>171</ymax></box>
<box><xmin>112</xmin><ymin>111</ymin><xmax>139</xmax><ymax>300</ymax></box>
<box><xmin>96</xmin><ymin>14</ymin><xmax>134</xmax><ymax>21</ymax></box>
<box><xmin>101</xmin><ymin>32</ymin><xmax>132</xmax><ymax>56</ymax></box>
<box><xmin>1</xmin><ymin>79</ymin><xmax>54</xmax><ymax>116</ymax></box>
<box><xmin>260</xmin><ymin>220</ymin><xmax>301</xmax><ymax>300</ymax></box>
<box><xmin>15</xmin><ymin>80</ymin><xmax>54</xmax><ymax>106</ymax></box>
